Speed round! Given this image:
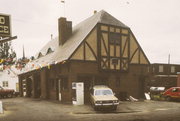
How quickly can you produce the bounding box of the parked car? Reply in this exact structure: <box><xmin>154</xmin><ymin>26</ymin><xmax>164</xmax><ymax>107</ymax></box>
<box><xmin>0</xmin><ymin>86</ymin><xmax>15</xmax><ymax>98</ymax></box>
<box><xmin>90</xmin><ymin>85</ymin><xmax>119</xmax><ymax>110</ymax></box>
<box><xmin>162</xmin><ymin>87</ymin><xmax>180</xmax><ymax>101</ymax></box>
<box><xmin>150</xmin><ymin>87</ymin><xmax>165</xmax><ymax>100</ymax></box>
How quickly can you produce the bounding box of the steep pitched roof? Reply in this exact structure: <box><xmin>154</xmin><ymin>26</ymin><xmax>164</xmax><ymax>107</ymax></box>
<box><xmin>39</xmin><ymin>10</ymin><xmax>128</xmax><ymax>61</ymax></box>
<box><xmin>21</xmin><ymin>10</ymin><xmax>129</xmax><ymax>73</ymax></box>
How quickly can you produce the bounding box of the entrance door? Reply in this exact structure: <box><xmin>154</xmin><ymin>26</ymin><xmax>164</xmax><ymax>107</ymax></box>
<box><xmin>58</xmin><ymin>79</ymin><xmax>61</xmax><ymax>101</ymax></box>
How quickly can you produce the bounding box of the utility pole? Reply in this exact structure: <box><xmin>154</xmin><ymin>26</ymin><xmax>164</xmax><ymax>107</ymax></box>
<box><xmin>167</xmin><ymin>54</ymin><xmax>170</xmax><ymax>88</ymax></box>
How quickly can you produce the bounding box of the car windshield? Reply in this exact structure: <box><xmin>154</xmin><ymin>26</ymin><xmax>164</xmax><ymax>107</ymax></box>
<box><xmin>0</xmin><ymin>86</ymin><xmax>3</xmax><ymax>89</ymax></box>
<box><xmin>94</xmin><ymin>89</ymin><xmax>113</xmax><ymax>96</ymax></box>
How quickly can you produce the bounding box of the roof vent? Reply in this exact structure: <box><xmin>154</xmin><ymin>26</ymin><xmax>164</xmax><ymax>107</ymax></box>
<box><xmin>94</xmin><ymin>10</ymin><xmax>97</xmax><ymax>14</ymax></box>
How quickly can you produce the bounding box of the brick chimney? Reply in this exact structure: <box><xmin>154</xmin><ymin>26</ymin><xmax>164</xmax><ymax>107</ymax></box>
<box><xmin>58</xmin><ymin>17</ymin><xmax>72</xmax><ymax>45</ymax></box>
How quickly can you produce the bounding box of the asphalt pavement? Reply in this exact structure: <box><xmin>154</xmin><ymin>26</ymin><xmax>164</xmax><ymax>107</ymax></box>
<box><xmin>0</xmin><ymin>97</ymin><xmax>180</xmax><ymax>121</ymax></box>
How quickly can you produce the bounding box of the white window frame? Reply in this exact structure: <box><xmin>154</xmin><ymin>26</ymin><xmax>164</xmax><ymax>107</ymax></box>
<box><xmin>3</xmin><ymin>81</ymin><xmax>8</xmax><ymax>87</ymax></box>
<box><xmin>159</xmin><ymin>65</ymin><xmax>164</xmax><ymax>72</ymax></box>
<box><xmin>171</xmin><ymin>66</ymin><xmax>175</xmax><ymax>73</ymax></box>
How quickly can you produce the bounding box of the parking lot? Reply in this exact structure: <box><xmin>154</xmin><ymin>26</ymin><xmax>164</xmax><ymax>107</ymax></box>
<box><xmin>0</xmin><ymin>97</ymin><xmax>180</xmax><ymax>121</ymax></box>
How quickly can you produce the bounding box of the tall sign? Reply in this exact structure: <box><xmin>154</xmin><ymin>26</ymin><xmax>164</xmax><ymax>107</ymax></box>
<box><xmin>0</xmin><ymin>13</ymin><xmax>11</xmax><ymax>37</ymax></box>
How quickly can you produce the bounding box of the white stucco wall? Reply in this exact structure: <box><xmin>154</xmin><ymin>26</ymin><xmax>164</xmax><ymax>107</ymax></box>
<box><xmin>0</xmin><ymin>69</ymin><xmax>19</xmax><ymax>92</ymax></box>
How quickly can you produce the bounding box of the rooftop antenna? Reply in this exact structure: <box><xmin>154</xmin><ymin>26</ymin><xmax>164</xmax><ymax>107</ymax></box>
<box><xmin>60</xmin><ymin>0</ymin><xmax>66</xmax><ymax>17</ymax></box>
<box><xmin>51</xmin><ymin>34</ymin><xmax>53</xmax><ymax>40</ymax></box>
<box><xmin>23</xmin><ymin>45</ymin><xmax>25</xmax><ymax>59</ymax></box>
<box><xmin>167</xmin><ymin>54</ymin><xmax>170</xmax><ymax>83</ymax></box>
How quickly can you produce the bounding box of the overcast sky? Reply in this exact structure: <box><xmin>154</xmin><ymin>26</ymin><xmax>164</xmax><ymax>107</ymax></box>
<box><xmin>1</xmin><ymin>0</ymin><xmax>180</xmax><ymax>64</ymax></box>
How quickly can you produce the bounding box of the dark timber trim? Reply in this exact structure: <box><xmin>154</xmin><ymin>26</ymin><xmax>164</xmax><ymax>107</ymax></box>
<box><xmin>85</xmin><ymin>41</ymin><xmax>97</xmax><ymax>60</ymax></box>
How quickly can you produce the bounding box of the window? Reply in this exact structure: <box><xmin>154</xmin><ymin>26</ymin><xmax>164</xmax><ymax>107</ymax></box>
<box><xmin>3</xmin><ymin>81</ymin><xmax>8</xmax><ymax>87</ymax></box>
<box><xmin>171</xmin><ymin>66</ymin><xmax>175</xmax><ymax>73</ymax></box>
<box><xmin>109</xmin><ymin>33</ymin><xmax>120</xmax><ymax>45</ymax></box>
<box><xmin>46</xmin><ymin>48</ymin><xmax>54</xmax><ymax>55</ymax></box>
<box><xmin>37</xmin><ymin>52</ymin><xmax>43</xmax><ymax>58</ymax></box>
<box><xmin>159</xmin><ymin>65</ymin><xmax>164</xmax><ymax>72</ymax></box>
<box><xmin>94</xmin><ymin>89</ymin><xmax>113</xmax><ymax>96</ymax></box>
<box><xmin>172</xmin><ymin>88</ymin><xmax>179</xmax><ymax>92</ymax></box>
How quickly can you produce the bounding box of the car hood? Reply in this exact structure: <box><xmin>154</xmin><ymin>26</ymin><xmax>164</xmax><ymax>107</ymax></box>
<box><xmin>1</xmin><ymin>89</ymin><xmax>14</xmax><ymax>91</ymax></box>
<box><xmin>94</xmin><ymin>95</ymin><xmax>118</xmax><ymax>101</ymax></box>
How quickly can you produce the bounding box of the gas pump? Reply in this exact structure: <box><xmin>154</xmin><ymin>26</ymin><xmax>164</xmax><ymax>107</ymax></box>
<box><xmin>0</xmin><ymin>101</ymin><xmax>3</xmax><ymax>114</ymax></box>
<box><xmin>72</xmin><ymin>82</ymin><xmax>84</xmax><ymax>105</ymax></box>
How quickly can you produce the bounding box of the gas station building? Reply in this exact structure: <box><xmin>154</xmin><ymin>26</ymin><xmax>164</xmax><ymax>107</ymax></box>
<box><xmin>18</xmin><ymin>10</ymin><xmax>150</xmax><ymax>104</ymax></box>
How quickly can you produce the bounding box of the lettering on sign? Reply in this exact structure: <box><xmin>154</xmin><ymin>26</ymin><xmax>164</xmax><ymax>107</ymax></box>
<box><xmin>0</xmin><ymin>17</ymin><xmax>5</xmax><ymax>24</ymax></box>
<box><xmin>0</xmin><ymin>14</ymin><xmax>11</xmax><ymax>37</ymax></box>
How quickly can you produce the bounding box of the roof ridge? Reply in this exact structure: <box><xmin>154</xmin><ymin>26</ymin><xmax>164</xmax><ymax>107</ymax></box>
<box><xmin>98</xmin><ymin>10</ymin><xmax>129</xmax><ymax>28</ymax></box>
<box><xmin>99</xmin><ymin>10</ymin><xmax>105</xmax><ymax>22</ymax></box>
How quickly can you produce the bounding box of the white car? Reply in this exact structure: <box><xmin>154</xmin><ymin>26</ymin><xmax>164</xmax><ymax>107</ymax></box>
<box><xmin>90</xmin><ymin>85</ymin><xmax>119</xmax><ymax>110</ymax></box>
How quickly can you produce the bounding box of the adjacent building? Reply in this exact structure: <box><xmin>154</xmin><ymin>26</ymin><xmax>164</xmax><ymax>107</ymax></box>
<box><xmin>0</xmin><ymin>67</ymin><xmax>19</xmax><ymax>92</ymax></box>
<box><xmin>18</xmin><ymin>10</ymin><xmax>151</xmax><ymax>103</ymax></box>
<box><xmin>177</xmin><ymin>72</ymin><xmax>180</xmax><ymax>87</ymax></box>
<box><xmin>147</xmin><ymin>63</ymin><xmax>180</xmax><ymax>89</ymax></box>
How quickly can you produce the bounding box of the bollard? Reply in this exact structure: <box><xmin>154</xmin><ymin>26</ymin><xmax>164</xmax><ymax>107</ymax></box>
<box><xmin>0</xmin><ymin>101</ymin><xmax>3</xmax><ymax>114</ymax></box>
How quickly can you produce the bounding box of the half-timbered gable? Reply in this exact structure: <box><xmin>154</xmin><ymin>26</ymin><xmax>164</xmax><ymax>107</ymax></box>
<box><xmin>71</xmin><ymin>27</ymin><xmax>98</xmax><ymax>61</ymax></box>
<box><xmin>70</xmin><ymin>11</ymin><xmax>149</xmax><ymax>72</ymax></box>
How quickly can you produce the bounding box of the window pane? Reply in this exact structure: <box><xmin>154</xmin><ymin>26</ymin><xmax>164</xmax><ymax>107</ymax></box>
<box><xmin>95</xmin><ymin>89</ymin><xmax>113</xmax><ymax>96</ymax></box>
<box><xmin>3</xmin><ymin>81</ymin><xmax>8</xmax><ymax>87</ymax></box>
<box><xmin>159</xmin><ymin>65</ymin><xmax>163</xmax><ymax>72</ymax></box>
<box><xmin>109</xmin><ymin>33</ymin><xmax>120</xmax><ymax>45</ymax></box>
<box><xmin>171</xmin><ymin>66</ymin><xmax>175</xmax><ymax>73</ymax></box>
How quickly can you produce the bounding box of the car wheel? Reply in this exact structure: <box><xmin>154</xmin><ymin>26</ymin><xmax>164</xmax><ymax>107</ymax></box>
<box><xmin>93</xmin><ymin>106</ymin><xmax>97</xmax><ymax>111</ymax></box>
<box><xmin>166</xmin><ymin>96</ymin><xmax>171</xmax><ymax>101</ymax></box>
<box><xmin>7</xmin><ymin>93</ymin><xmax>13</xmax><ymax>98</ymax></box>
<box><xmin>92</xmin><ymin>104</ymin><xmax>98</xmax><ymax>111</ymax></box>
<box><xmin>112</xmin><ymin>106</ymin><xmax>117</xmax><ymax>111</ymax></box>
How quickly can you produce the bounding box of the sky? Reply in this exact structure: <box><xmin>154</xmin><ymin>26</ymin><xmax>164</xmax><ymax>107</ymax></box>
<box><xmin>0</xmin><ymin>0</ymin><xmax>180</xmax><ymax>64</ymax></box>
